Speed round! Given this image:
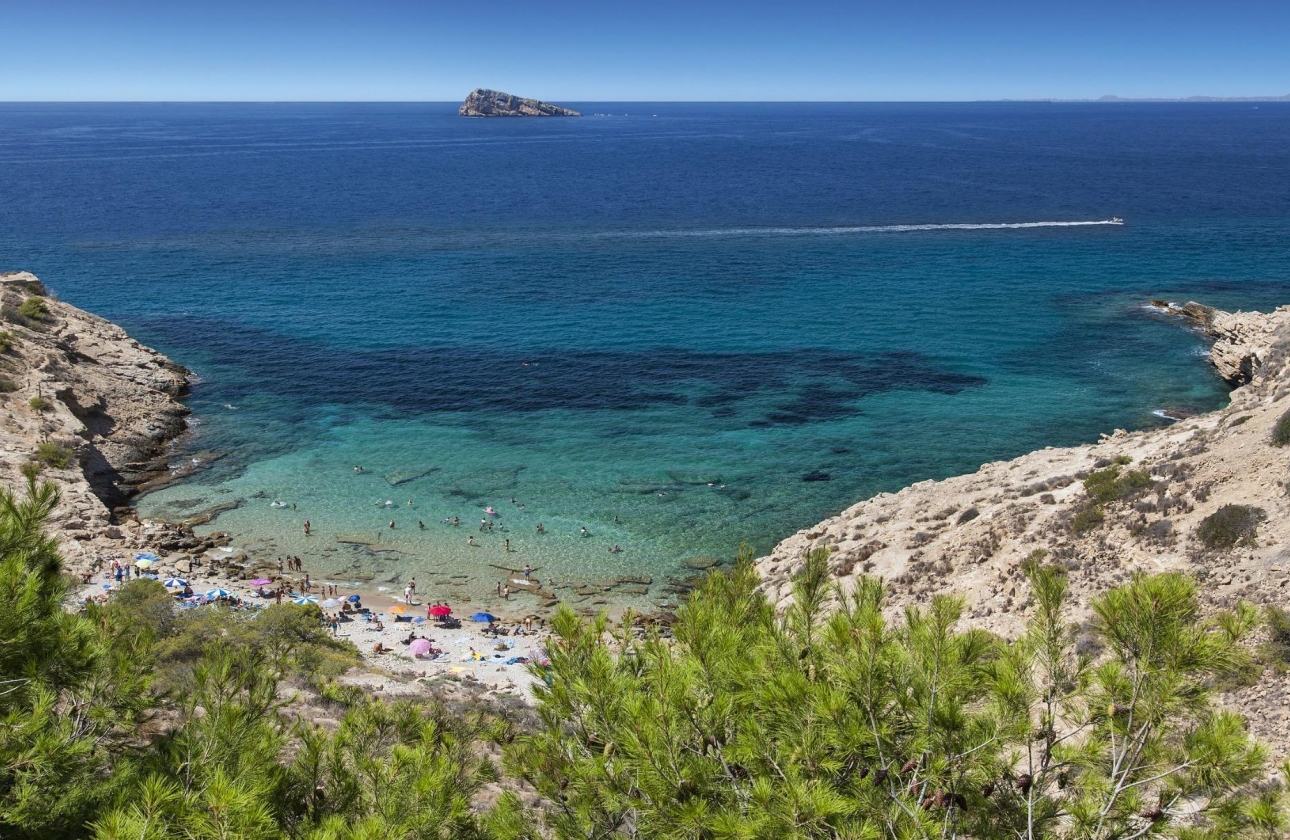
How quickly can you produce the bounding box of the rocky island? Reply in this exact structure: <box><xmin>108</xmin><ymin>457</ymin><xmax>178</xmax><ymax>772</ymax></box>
<box><xmin>458</xmin><ymin>88</ymin><xmax>581</xmax><ymax>117</ymax></box>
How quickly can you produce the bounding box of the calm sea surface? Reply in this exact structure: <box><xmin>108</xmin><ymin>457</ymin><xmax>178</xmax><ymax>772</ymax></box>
<box><xmin>2</xmin><ymin>102</ymin><xmax>1288</xmax><ymax>606</ymax></box>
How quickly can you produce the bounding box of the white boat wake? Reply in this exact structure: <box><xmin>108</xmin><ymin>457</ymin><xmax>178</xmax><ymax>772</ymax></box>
<box><xmin>591</xmin><ymin>219</ymin><xmax>1125</xmax><ymax>240</ymax></box>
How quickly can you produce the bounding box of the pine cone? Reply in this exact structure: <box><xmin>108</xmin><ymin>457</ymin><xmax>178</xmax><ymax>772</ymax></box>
<box><xmin>1015</xmin><ymin>774</ymin><xmax>1033</xmax><ymax>793</ymax></box>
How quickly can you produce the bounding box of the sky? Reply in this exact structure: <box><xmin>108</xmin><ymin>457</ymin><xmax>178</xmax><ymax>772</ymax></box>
<box><xmin>3</xmin><ymin>0</ymin><xmax>1289</xmax><ymax>101</ymax></box>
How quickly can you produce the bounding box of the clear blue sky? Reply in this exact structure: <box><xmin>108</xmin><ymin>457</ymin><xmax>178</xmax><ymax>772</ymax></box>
<box><xmin>4</xmin><ymin>0</ymin><xmax>1288</xmax><ymax>101</ymax></box>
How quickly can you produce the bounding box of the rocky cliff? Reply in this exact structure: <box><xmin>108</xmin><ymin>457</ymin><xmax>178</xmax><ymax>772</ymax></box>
<box><xmin>756</xmin><ymin>300</ymin><xmax>1290</xmax><ymax>749</ymax></box>
<box><xmin>0</xmin><ymin>272</ymin><xmax>190</xmax><ymax>559</ymax></box>
<box><xmin>458</xmin><ymin>88</ymin><xmax>581</xmax><ymax>117</ymax></box>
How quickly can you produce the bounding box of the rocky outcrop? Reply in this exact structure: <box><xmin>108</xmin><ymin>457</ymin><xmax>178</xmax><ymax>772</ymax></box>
<box><xmin>756</xmin><ymin>301</ymin><xmax>1290</xmax><ymax>752</ymax></box>
<box><xmin>0</xmin><ymin>272</ymin><xmax>190</xmax><ymax>557</ymax></box>
<box><xmin>1156</xmin><ymin>299</ymin><xmax>1267</xmax><ymax>385</ymax></box>
<box><xmin>458</xmin><ymin>89</ymin><xmax>580</xmax><ymax>117</ymax></box>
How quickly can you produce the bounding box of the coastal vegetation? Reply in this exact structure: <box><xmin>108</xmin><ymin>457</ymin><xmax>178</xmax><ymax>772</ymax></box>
<box><xmin>1070</xmin><ymin>463</ymin><xmax>1153</xmax><ymax>534</ymax></box>
<box><xmin>35</xmin><ymin>441</ymin><xmax>73</xmax><ymax>469</ymax></box>
<box><xmin>1273</xmin><ymin>409</ymin><xmax>1290</xmax><ymax>447</ymax></box>
<box><xmin>0</xmin><ymin>329</ymin><xmax>14</xmax><ymax>352</ymax></box>
<box><xmin>27</xmin><ymin>395</ymin><xmax>51</xmax><ymax>412</ymax></box>
<box><xmin>3</xmin><ymin>480</ymin><xmax>1286</xmax><ymax>839</ymax></box>
<box><xmin>17</xmin><ymin>296</ymin><xmax>47</xmax><ymax>321</ymax></box>
<box><xmin>1195</xmin><ymin>504</ymin><xmax>1267</xmax><ymax>551</ymax></box>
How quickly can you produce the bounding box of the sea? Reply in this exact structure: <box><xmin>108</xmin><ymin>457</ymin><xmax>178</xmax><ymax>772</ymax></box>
<box><xmin>2</xmin><ymin>102</ymin><xmax>1289</xmax><ymax>608</ymax></box>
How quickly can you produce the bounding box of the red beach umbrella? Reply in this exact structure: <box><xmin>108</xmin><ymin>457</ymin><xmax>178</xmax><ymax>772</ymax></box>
<box><xmin>430</xmin><ymin>604</ymin><xmax>452</xmax><ymax>617</ymax></box>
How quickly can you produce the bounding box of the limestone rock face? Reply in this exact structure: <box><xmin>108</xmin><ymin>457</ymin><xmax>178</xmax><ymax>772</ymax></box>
<box><xmin>458</xmin><ymin>88</ymin><xmax>580</xmax><ymax>117</ymax></box>
<box><xmin>0</xmin><ymin>271</ymin><xmax>189</xmax><ymax>554</ymax></box>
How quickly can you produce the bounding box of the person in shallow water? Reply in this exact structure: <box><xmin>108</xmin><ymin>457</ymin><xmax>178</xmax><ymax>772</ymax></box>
<box><xmin>580</xmin><ymin>526</ymin><xmax>588</xmax><ymax>537</ymax></box>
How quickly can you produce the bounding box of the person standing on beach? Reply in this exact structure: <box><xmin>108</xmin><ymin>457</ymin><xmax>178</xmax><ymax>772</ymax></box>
<box><xmin>277</xmin><ymin>557</ymin><xmax>284</xmax><ymax>573</ymax></box>
<box><xmin>502</xmin><ymin>585</ymin><xmax>510</xmax><ymax>600</ymax></box>
<box><xmin>523</xmin><ymin>564</ymin><xmax>532</xmax><ymax>580</ymax></box>
<box><xmin>409</xmin><ymin>578</ymin><xmax>417</xmax><ymax>598</ymax></box>
<box><xmin>404</xmin><ymin>583</ymin><xmax>413</xmax><ymax>604</ymax></box>
<box><xmin>496</xmin><ymin>581</ymin><xmax>502</xmax><ymax>596</ymax></box>
<box><xmin>504</xmin><ymin>538</ymin><xmax>510</xmax><ymax>553</ymax></box>
<box><xmin>303</xmin><ymin>520</ymin><xmax>311</xmax><ymax>536</ymax></box>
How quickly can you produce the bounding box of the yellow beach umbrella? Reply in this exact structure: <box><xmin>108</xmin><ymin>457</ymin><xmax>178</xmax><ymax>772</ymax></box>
<box><xmin>388</xmin><ymin>604</ymin><xmax>408</xmax><ymax>614</ymax></box>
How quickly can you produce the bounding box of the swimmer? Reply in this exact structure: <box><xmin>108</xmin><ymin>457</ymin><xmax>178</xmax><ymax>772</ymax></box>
<box><xmin>468</xmin><ymin>535</ymin><xmax>476</xmax><ymax>546</ymax></box>
<box><xmin>407</xmin><ymin>500</ymin><xmax>413</xmax><ymax>506</ymax></box>
<box><xmin>418</xmin><ymin>520</ymin><xmax>425</xmax><ymax>530</ymax></box>
<box><xmin>389</xmin><ymin>520</ymin><xmax>395</xmax><ymax>529</ymax></box>
<box><xmin>580</xmin><ymin>526</ymin><xmax>588</xmax><ymax>537</ymax></box>
<box><xmin>536</xmin><ymin>523</ymin><xmax>545</xmax><ymax>534</ymax></box>
<box><xmin>354</xmin><ymin>465</ymin><xmax>363</xmax><ymax>472</ymax></box>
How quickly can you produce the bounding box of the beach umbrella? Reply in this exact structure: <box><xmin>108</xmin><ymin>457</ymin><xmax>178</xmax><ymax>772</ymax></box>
<box><xmin>429</xmin><ymin>604</ymin><xmax>452</xmax><ymax>617</ymax></box>
<box><xmin>163</xmin><ymin>577</ymin><xmax>187</xmax><ymax>588</ymax></box>
<box><xmin>101</xmin><ymin>583</ymin><xmax>113</xmax><ymax>590</ymax></box>
<box><xmin>249</xmin><ymin>578</ymin><xmax>272</xmax><ymax>586</ymax></box>
<box><xmin>346</xmin><ymin>594</ymin><xmax>361</xmax><ymax>602</ymax></box>
<box><xmin>321</xmin><ymin>598</ymin><xmax>341</xmax><ymax>609</ymax></box>
<box><xmin>206</xmin><ymin>588</ymin><xmax>231</xmax><ymax>598</ymax></box>
<box><xmin>293</xmin><ymin>595</ymin><xmax>318</xmax><ymax>605</ymax></box>
<box><xmin>388</xmin><ymin>604</ymin><xmax>408</xmax><ymax>614</ymax></box>
<box><xmin>409</xmin><ymin>639</ymin><xmax>433</xmax><ymax>656</ymax></box>
<box><xmin>412</xmin><ymin>617</ymin><xmax>426</xmax><ymax>624</ymax></box>
<box><xmin>134</xmin><ymin>558</ymin><xmax>156</xmax><ymax>568</ymax></box>
<box><xmin>471</xmin><ymin>612</ymin><xmax>497</xmax><ymax>623</ymax></box>
<box><xmin>134</xmin><ymin>552</ymin><xmax>159</xmax><ymax>561</ymax></box>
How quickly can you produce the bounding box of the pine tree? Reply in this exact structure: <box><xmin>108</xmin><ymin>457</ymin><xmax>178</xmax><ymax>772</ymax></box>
<box><xmin>0</xmin><ymin>479</ymin><xmax>153</xmax><ymax>838</ymax></box>
<box><xmin>509</xmin><ymin>549</ymin><xmax>1289</xmax><ymax>839</ymax></box>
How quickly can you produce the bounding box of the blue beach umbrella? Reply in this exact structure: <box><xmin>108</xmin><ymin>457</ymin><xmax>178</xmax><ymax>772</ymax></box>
<box><xmin>163</xmin><ymin>577</ymin><xmax>188</xmax><ymax>588</ymax></box>
<box><xmin>471</xmin><ymin>612</ymin><xmax>497</xmax><ymax>623</ymax></box>
<box><xmin>101</xmin><ymin>583</ymin><xmax>113</xmax><ymax>590</ymax></box>
<box><xmin>413</xmin><ymin>617</ymin><xmax>426</xmax><ymax>624</ymax></box>
<box><xmin>346</xmin><ymin>594</ymin><xmax>361</xmax><ymax>602</ymax></box>
<box><xmin>206</xmin><ymin>588</ymin><xmax>231</xmax><ymax>598</ymax></box>
<box><xmin>134</xmin><ymin>552</ymin><xmax>159</xmax><ymax>562</ymax></box>
<box><xmin>293</xmin><ymin>595</ymin><xmax>319</xmax><ymax>605</ymax></box>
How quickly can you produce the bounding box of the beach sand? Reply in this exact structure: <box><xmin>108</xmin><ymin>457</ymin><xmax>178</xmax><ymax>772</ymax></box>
<box><xmin>77</xmin><ymin>562</ymin><xmax>553</xmax><ymax>700</ymax></box>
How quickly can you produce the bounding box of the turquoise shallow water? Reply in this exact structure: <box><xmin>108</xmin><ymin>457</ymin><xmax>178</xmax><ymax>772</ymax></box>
<box><xmin>2</xmin><ymin>102</ymin><xmax>1288</xmax><ymax>608</ymax></box>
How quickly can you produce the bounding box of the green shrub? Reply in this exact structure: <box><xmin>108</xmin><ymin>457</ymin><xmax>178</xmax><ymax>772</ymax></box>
<box><xmin>0</xmin><ymin>378</ymin><xmax>17</xmax><ymax>393</ymax></box>
<box><xmin>0</xmin><ymin>331</ymin><xmax>13</xmax><ymax>353</ymax></box>
<box><xmin>1195</xmin><ymin>504</ymin><xmax>1266</xmax><ymax>550</ymax></box>
<box><xmin>1071</xmin><ymin>503</ymin><xmax>1105</xmax><ymax>533</ymax></box>
<box><xmin>35</xmin><ymin>443</ymin><xmax>72</xmax><ymax>469</ymax></box>
<box><xmin>28</xmin><ymin>396</ymin><xmax>51</xmax><ymax>412</ymax></box>
<box><xmin>1084</xmin><ymin>465</ymin><xmax>1154</xmax><ymax>505</ymax></box>
<box><xmin>18</xmin><ymin>297</ymin><xmax>47</xmax><ymax>320</ymax></box>
<box><xmin>18</xmin><ymin>297</ymin><xmax>47</xmax><ymax>321</ymax></box>
<box><xmin>19</xmin><ymin>461</ymin><xmax>41</xmax><ymax>481</ymax></box>
<box><xmin>1261</xmin><ymin>606</ymin><xmax>1290</xmax><ymax>672</ymax></box>
<box><xmin>1273</xmin><ymin>409</ymin><xmax>1290</xmax><ymax>446</ymax></box>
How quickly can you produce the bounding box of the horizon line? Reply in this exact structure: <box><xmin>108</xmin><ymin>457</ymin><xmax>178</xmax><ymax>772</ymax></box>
<box><xmin>2</xmin><ymin>97</ymin><xmax>1289</xmax><ymax>105</ymax></box>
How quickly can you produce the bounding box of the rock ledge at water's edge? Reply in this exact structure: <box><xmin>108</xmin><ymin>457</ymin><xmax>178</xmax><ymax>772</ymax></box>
<box><xmin>0</xmin><ymin>272</ymin><xmax>194</xmax><ymax>561</ymax></box>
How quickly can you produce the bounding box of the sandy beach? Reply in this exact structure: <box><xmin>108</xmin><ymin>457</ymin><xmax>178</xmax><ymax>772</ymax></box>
<box><xmin>76</xmin><ymin>554</ymin><xmax>554</xmax><ymax>699</ymax></box>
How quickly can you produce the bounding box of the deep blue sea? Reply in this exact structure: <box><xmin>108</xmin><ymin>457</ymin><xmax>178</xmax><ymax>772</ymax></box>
<box><xmin>3</xmin><ymin>102</ymin><xmax>1289</xmax><ymax>607</ymax></box>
